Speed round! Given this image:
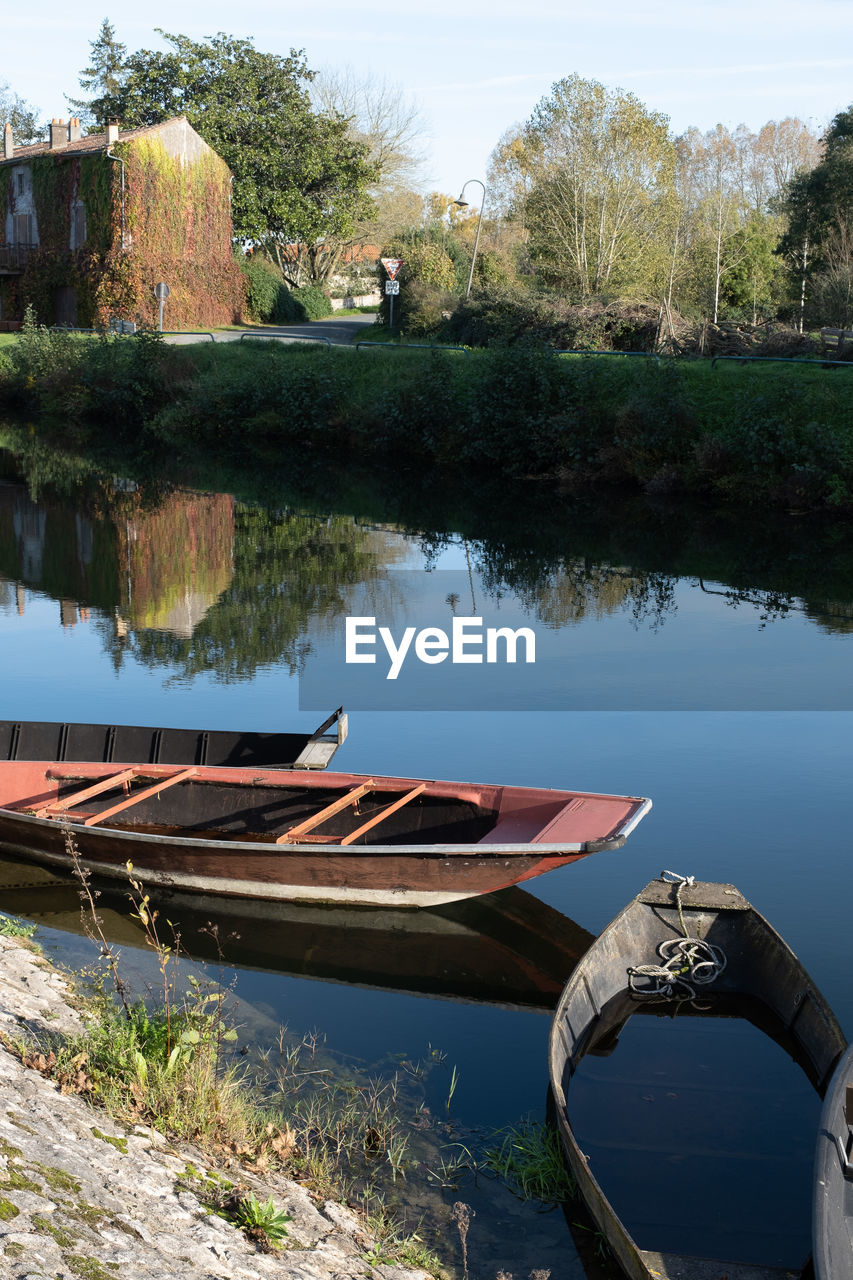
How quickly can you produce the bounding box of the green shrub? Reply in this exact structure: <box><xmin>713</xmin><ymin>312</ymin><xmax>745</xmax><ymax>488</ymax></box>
<box><xmin>444</xmin><ymin>291</ymin><xmax>661</xmax><ymax>351</ymax></box>
<box><xmin>397</xmin><ymin>280</ymin><xmax>455</xmax><ymax>337</ymax></box>
<box><xmin>238</xmin><ymin>255</ymin><xmax>307</xmax><ymax>325</ymax></box>
<box><xmin>271</xmin><ymin>288</ymin><xmax>307</xmax><ymax>324</ymax></box>
<box><xmin>291</xmin><ymin>286</ymin><xmax>333</xmax><ymax>320</ymax></box>
<box><xmin>377</xmin><ymin>239</ymin><xmax>461</xmax><ymax>332</ymax></box>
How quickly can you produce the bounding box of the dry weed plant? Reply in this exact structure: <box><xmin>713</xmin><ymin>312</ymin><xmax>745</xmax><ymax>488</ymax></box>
<box><xmin>451</xmin><ymin>1201</ymin><xmax>474</xmax><ymax>1280</ymax></box>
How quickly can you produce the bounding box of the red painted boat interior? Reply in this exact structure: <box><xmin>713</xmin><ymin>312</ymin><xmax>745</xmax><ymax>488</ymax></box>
<box><xmin>0</xmin><ymin>761</ymin><xmax>644</xmax><ymax>847</ymax></box>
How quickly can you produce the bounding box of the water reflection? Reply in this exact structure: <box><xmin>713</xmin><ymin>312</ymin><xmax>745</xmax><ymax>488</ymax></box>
<box><xmin>2</xmin><ymin>435</ymin><xmax>853</xmax><ymax>700</ymax></box>
<box><xmin>0</xmin><ymin>853</ymin><xmax>593</xmax><ymax>1014</ymax></box>
<box><xmin>568</xmin><ymin>999</ymin><xmax>822</xmax><ymax>1269</ymax></box>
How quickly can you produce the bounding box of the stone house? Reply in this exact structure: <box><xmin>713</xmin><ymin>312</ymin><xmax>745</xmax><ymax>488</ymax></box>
<box><xmin>0</xmin><ymin>115</ymin><xmax>244</xmax><ymax>329</ymax></box>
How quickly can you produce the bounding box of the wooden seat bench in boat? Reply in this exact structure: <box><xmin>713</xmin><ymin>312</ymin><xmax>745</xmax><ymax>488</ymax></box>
<box><xmin>33</xmin><ymin>767</ymin><xmax>428</xmax><ymax>846</ymax></box>
<box><xmin>276</xmin><ymin>779</ymin><xmax>427</xmax><ymax>846</ymax></box>
<box><xmin>35</xmin><ymin>766</ymin><xmax>198</xmax><ymax>827</ymax></box>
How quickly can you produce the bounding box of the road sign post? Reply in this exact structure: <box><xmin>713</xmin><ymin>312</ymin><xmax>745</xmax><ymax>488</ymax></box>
<box><xmin>384</xmin><ymin>278</ymin><xmax>400</xmax><ymax>330</ymax></box>
<box><xmin>154</xmin><ymin>281</ymin><xmax>170</xmax><ymax>332</ymax></box>
<box><xmin>381</xmin><ymin>260</ymin><xmax>403</xmax><ymax>333</ymax></box>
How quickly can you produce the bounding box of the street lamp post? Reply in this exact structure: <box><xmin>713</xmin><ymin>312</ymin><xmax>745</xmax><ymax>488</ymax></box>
<box><xmin>454</xmin><ymin>179</ymin><xmax>487</xmax><ymax>299</ymax></box>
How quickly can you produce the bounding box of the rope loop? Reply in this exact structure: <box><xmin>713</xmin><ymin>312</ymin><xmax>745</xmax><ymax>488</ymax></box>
<box><xmin>660</xmin><ymin>870</ymin><xmax>695</xmax><ymax>886</ymax></box>
<box><xmin>627</xmin><ymin>871</ymin><xmax>727</xmax><ymax>1003</ymax></box>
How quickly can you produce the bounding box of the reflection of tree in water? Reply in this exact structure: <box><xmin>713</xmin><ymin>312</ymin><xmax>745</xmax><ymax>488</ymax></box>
<box><xmin>418</xmin><ymin>530</ymin><xmax>679</xmax><ymax>631</ymax></box>
<box><xmin>697</xmin><ymin>580</ymin><xmax>853</xmax><ymax>635</ymax></box>
<box><xmin>107</xmin><ymin>507</ymin><xmax>411</xmax><ymax>681</ymax></box>
<box><xmin>5</xmin><ymin>428</ymin><xmax>853</xmax><ymax>648</ymax></box>
<box><xmin>810</xmin><ymin>602</ymin><xmax>853</xmax><ymax>635</ymax></box>
<box><xmin>475</xmin><ymin>553</ymin><xmax>678</xmax><ymax>631</ymax></box>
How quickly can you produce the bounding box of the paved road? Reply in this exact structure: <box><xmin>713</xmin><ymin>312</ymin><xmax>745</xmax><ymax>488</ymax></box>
<box><xmin>163</xmin><ymin>315</ymin><xmax>377</xmax><ymax>348</ymax></box>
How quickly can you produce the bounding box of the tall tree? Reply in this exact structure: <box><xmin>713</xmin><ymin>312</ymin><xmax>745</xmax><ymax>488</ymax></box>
<box><xmin>778</xmin><ymin>107</ymin><xmax>853</xmax><ymax>324</ymax></box>
<box><xmin>0</xmin><ymin>82</ymin><xmax>42</xmax><ymax>146</ymax></box>
<box><xmin>519</xmin><ymin>75</ymin><xmax>676</xmax><ymax>298</ymax></box>
<box><xmin>312</xmin><ymin>68</ymin><xmax>426</xmax><ymax>194</ymax></box>
<box><xmin>77</xmin><ymin>29</ymin><xmax>377</xmax><ymax>248</ymax></box>
<box><xmin>678</xmin><ymin>125</ymin><xmax>754</xmax><ymax>323</ymax></box>
<box><xmin>276</xmin><ymin>67</ymin><xmax>428</xmax><ymax>286</ymax></box>
<box><xmin>487</xmin><ymin>124</ymin><xmax>538</xmax><ymax>232</ymax></box>
<box><xmin>67</xmin><ymin>18</ymin><xmax>127</xmax><ymax>130</ymax></box>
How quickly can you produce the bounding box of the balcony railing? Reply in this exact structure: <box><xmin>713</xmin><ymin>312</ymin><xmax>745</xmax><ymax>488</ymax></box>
<box><xmin>0</xmin><ymin>243</ymin><xmax>36</xmax><ymax>272</ymax></box>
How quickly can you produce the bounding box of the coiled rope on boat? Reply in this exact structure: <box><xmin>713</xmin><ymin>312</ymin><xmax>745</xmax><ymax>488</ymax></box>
<box><xmin>627</xmin><ymin>870</ymin><xmax>727</xmax><ymax>1001</ymax></box>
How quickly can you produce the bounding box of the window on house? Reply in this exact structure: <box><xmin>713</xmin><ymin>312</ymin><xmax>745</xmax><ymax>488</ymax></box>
<box><xmin>72</xmin><ymin>202</ymin><xmax>87</xmax><ymax>249</ymax></box>
<box><xmin>13</xmin><ymin>213</ymin><xmax>32</xmax><ymax>245</ymax></box>
<box><xmin>15</xmin><ymin>172</ymin><xmax>24</xmax><ymax>196</ymax></box>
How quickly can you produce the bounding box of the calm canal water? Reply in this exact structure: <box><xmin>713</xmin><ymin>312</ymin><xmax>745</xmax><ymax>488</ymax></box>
<box><xmin>0</xmin><ymin>431</ymin><xmax>851</xmax><ymax>1277</ymax></box>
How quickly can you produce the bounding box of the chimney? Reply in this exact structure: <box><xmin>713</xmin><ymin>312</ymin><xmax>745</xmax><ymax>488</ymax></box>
<box><xmin>49</xmin><ymin>118</ymin><xmax>68</xmax><ymax>150</ymax></box>
<box><xmin>105</xmin><ymin>118</ymin><xmax>119</xmax><ymax>145</ymax></box>
<box><xmin>3</xmin><ymin>123</ymin><xmax>12</xmax><ymax>161</ymax></box>
<box><xmin>67</xmin><ymin>117</ymin><xmax>82</xmax><ymax>142</ymax></box>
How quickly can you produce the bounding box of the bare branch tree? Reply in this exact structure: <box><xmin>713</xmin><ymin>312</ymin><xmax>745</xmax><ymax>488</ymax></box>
<box><xmin>261</xmin><ymin>68</ymin><xmax>433</xmax><ymax>289</ymax></box>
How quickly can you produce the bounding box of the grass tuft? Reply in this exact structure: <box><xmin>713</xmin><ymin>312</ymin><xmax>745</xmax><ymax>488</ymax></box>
<box><xmin>482</xmin><ymin>1119</ymin><xmax>575</xmax><ymax>1204</ymax></box>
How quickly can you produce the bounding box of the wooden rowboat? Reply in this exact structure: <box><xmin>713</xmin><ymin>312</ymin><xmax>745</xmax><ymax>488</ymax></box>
<box><xmin>0</xmin><ymin>761</ymin><xmax>650</xmax><ymax>908</ymax></box>
<box><xmin>813</xmin><ymin>1040</ymin><xmax>853</xmax><ymax>1278</ymax></box>
<box><xmin>549</xmin><ymin>876</ymin><xmax>846</xmax><ymax>1280</ymax></box>
<box><xmin>0</xmin><ymin>708</ymin><xmax>347</xmax><ymax>771</ymax></box>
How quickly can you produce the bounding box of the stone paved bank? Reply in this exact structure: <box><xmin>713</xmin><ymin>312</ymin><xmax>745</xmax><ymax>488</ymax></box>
<box><xmin>0</xmin><ymin>935</ymin><xmax>432</xmax><ymax>1280</ymax></box>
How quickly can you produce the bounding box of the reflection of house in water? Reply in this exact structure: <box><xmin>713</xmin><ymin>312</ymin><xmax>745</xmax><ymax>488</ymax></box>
<box><xmin>11</xmin><ymin>492</ymin><xmax>46</xmax><ymax>582</ymax></box>
<box><xmin>0</xmin><ymin>481</ymin><xmax>235</xmax><ymax>639</ymax></box>
<box><xmin>0</xmin><ymin>579</ymin><xmax>22</xmax><ymax>614</ymax></box>
<box><xmin>114</xmin><ymin>493</ymin><xmax>234</xmax><ymax>636</ymax></box>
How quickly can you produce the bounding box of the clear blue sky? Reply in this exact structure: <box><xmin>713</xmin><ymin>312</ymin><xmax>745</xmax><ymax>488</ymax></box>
<box><xmin>5</xmin><ymin>1</ymin><xmax>853</xmax><ymax>200</ymax></box>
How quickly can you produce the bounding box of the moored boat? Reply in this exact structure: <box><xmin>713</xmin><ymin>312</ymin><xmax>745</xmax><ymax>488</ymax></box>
<box><xmin>814</xmin><ymin>1040</ymin><xmax>853</xmax><ymax>1279</ymax></box>
<box><xmin>0</xmin><ymin>760</ymin><xmax>650</xmax><ymax>908</ymax></box>
<box><xmin>548</xmin><ymin>875</ymin><xmax>846</xmax><ymax>1280</ymax></box>
<box><xmin>0</xmin><ymin>708</ymin><xmax>347</xmax><ymax>771</ymax></box>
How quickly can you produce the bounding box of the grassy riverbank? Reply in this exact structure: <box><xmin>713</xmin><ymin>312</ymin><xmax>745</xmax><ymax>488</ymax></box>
<box><xmin>2</xmin><ymin>850</ymin><xmax>576</xmax><ymax>1277</ymax></box>
<box><xmin>2</xmin><ymin>323</ymin><xmax>853</xmax><ymax>511</ymax></box>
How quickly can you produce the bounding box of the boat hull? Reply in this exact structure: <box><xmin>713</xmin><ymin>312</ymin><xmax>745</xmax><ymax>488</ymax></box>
<box><xmin>0</xmin><ymin>709</ymin><xmax>347</xmax><ymax>771</ymax></box>
<box><xmin>549</xmin><ymin>878</ymin><xmax>846</xmax><ymax>1280</ymax></box>
<box><xmin>0</xmin><ymin>810</ymin><xmax>588</xmax><ymax>907</ymax></box>
<box><xmin>0</xmin><ymin>761</ymin><xmax>651</xmax><ymax>908</ymax></box>
<box><xmin>813</xmin><ymin>1041</ymin><xmax>853</xmax><ymax>1279</ymax></box>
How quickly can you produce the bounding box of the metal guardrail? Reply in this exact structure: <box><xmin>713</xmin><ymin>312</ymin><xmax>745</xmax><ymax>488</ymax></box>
<box><xmin>47</xmin><ymin>327</ymin><xmax>216</xmax><ymax>342</ymax></box>
<box><xmin>554</xmin><ymin>348</ymin><xmax>662</xmax><ymax>366</ymax></box>
<box><xmin>355</xmin><ymin>341</ymin><xmax>470</xmax><ymax>357</ymax></box>
<box><xmin>239</xmin><ymin>331</ymin><xmax>331</xmax><ymax>348</ymax></box>
<box><xmin>32</xmin><ymin>327</ymin><xmax>853</xmax><ymax>371</ymax></box>
<box><xmin>162</xmin><ymin>331</ymin><xmax>215</xmax><ymax>342</ymax></box>
<box><xmin>710</xmin><ymin>354</ymin><xmax>853</xmax><ymax>369</ymax></box>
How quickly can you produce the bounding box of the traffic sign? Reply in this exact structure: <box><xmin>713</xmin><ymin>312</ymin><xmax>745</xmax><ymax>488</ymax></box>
<box><xmin>385</xmin><ymin>280</ymin><xmax>400</xmax><ymax>295</ymax></box>
<box><xmin>381</xmin><ymin>258</ymin><xmax>403</xmax><ymax>280</ymax></box>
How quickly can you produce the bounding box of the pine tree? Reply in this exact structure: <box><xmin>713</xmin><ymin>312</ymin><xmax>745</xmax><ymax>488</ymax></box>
<box><xmin>66</xmin><ymin>18</ymin><xmax>127</xmax><ymax>131</ymax></box>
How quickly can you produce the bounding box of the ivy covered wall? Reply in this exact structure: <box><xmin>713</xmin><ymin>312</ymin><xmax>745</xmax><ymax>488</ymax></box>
<box><xmin>1</xmin><ymin>123</ymin><xmax>245</xmax><ymax>328</ymax></box>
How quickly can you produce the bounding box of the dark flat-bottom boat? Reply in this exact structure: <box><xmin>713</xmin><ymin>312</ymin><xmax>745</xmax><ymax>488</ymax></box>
<box><xmin>0</xmin><ymin>760</ymin><xmax>650</xmax><ymax>908</ymax></box>
<box><xmin>814</xmin><ymin>1041</ymin><xmax>853</xmax><ymax>1279</ymax></box>
<box><xmin>0</xmin><ymin>709</ymin><xmax>347</xmax><ymax>771</ymax></box>
<box><xmin>549</xmin><ymin>876</ymin><xmax>847</xmax><ymax>1280</ymax></box>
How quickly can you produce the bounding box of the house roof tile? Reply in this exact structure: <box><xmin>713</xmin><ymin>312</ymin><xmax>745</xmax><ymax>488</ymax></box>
<box><xmin>0</xmin><ymin>117</ymin><xmax>190</xmax><ymax>166</ymax></box>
